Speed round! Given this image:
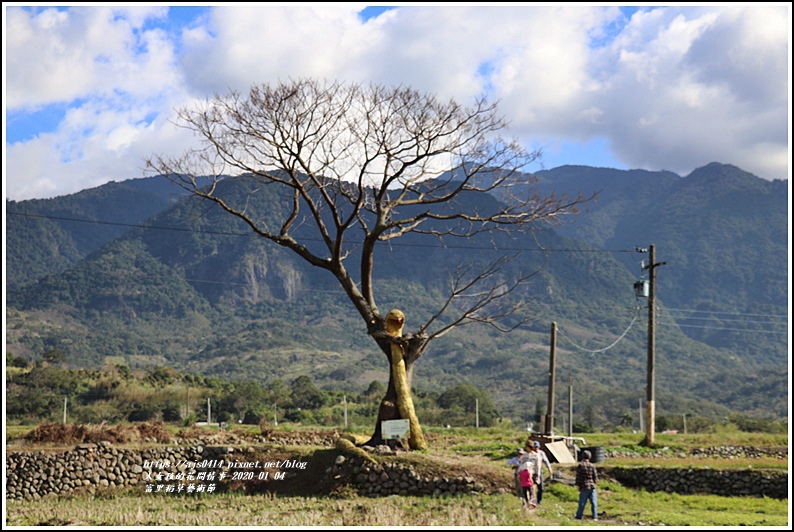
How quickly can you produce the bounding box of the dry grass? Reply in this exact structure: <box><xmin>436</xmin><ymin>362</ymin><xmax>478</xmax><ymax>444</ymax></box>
<box><xmin>22</xmin><ymin>421</ymin><xmax>173</xmax><ymax>445</ymax></box>
<box><xmin>6</xmin><ymin>482</ymin><xmax>788</xmax><ymax>527</ymax></box>
<box><xmin>3</xmin><ymin>489</ymin><xmax>542</xmax><ymax>527</ymax></box>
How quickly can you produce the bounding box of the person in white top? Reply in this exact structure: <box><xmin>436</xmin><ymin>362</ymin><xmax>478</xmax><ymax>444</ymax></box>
<box><xmin>530</xmin><ymin>440</ymin><xmax>553</xmax><ymax>504</ymax></box>
<box><xmin>506</xmin><ymin>448</ymin><xmax>524</xmax><ymax>499</ymax></box>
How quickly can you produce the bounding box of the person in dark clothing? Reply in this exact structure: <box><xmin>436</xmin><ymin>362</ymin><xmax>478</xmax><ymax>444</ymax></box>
<box><xmin>575</xmin><ymin>449</ymin><xmax>598</xmax><ymax>520</ymax></box>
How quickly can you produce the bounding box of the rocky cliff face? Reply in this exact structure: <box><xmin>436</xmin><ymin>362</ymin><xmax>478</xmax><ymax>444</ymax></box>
<box><xmin>186</xmin><ymin>245</ymin><xmax>304</xmax><ymax>306</ymax></box>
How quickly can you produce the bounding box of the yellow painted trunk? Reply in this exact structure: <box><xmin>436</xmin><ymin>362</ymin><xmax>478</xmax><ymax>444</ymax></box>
<box><xmin>384</xmin><ymin>309</ymin><xmax>426</xmax><ymax>451</ymax></box>
<box><xmin>390</xmin><ymin>343</ymin><xmax>427</xmax><ymax>450</ymax></box>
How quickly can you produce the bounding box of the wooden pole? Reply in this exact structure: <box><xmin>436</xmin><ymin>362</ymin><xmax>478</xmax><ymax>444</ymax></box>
<box><xmin>643</xmin><ymin>244</ymin><xmax>666</xmax><ymax>446</ymax></box>
<box><xmin>639</xmin><ymin>397</ymin><xmax>644</xmax><ymax>432</ymax></box>
<box><xmin>568</xmin><ymin>375</ymin><xmax>573</xmax><ymax>437</ymax></box>
<box><xmin>545</xmin><ymin>322</ymin><xmax>557</xmax><ymax>436</ymax></box>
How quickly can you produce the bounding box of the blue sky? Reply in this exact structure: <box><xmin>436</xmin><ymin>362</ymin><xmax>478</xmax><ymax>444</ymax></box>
<box><xmin>3</xmin><ymin>4</ymin><xmax>790</xmax><ymax>200</ymax></box>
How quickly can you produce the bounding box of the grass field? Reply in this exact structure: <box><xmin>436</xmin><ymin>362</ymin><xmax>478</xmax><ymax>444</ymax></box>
<box><xmin>5</xmin><ymin>481</ymin><xmax>789</xmax><ymax>527</ymax></box>
<box><xmin>4</xmin><ymin>423</ymin><xmax>791</xmax><ymax>527</ymax></box>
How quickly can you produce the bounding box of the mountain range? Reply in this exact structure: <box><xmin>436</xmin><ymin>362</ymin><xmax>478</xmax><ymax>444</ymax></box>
<box><xmin>5</xmin><ymin>162</ymin><xmax>789</xmax><ymax>426</ymax></box>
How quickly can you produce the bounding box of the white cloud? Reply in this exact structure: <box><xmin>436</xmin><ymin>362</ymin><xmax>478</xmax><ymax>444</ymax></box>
<box><xmin>175</xmin><ymin>6</ymin><xmax>617</xmax><ymax>107</ymax></box>
<box><xmin>4</xmin><ymin>5</ymin><xmax>198</xmax><ymax>200</ymax></box>
<box><xmin>6</xmin><ymin>6</ymin><xmax>171</xmax><ymax>110</ymax></box>
<box><xmin>683</xmin><ymin>6</ymin><xmax>788</xmax><ymax>109</ymax></box>
<box><xmin>586</xmin><ymin>6</ymin><xmax>790</xmax><ymax>178</ymax></box>
<box><xmin>5</xmin><ymin>84</ymin><xmax>199</xmax><ymax>201</ymax></box>
<box><xmin>179</xmin><ymin>5</ymin><xmax>376</xmax><ymax>97</ymax></box>
<box><xmin>482</xmin><ymin>6</ymin><xmax>618</xmax><ymax>131</ymax></box>
<box><xmin>4</xmin><ymin>4</ymin><xmax>790</xmax><ymax>201</ymax></box>
<box><xmin>5</xmin><ymin>104</ymin><xmax>190</xmax><ymax>200</ymax></box>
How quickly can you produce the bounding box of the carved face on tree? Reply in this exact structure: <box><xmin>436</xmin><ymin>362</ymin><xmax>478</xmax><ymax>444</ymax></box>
<box><xmin>385</xmin><ymin>309</ymin><xmax>405</xmax><ymax>336</ymax></box>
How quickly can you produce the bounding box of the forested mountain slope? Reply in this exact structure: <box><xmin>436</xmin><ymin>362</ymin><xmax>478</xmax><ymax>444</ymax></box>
<box><xmin>5</xmin><ymin>165</ymin><xmax>788</xmax><ymax>424</ymax></box>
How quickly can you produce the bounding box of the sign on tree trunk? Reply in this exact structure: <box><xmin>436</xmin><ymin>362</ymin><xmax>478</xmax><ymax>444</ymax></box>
<box><xmin>382</xmin><ymin>419</ymin><xmax>410</xmax><ymax>440</ymax></box>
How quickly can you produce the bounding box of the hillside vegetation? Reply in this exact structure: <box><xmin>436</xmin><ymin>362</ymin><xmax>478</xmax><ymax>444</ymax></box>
<box><xmin>6</xmin><ymin>359</ymin><xmax>786</xmax><ymax>437</ymax></box>
<box><xmin>5</xmin><ymin>164</ymin><xmax>788</xmax><ymax>427</ymax></box>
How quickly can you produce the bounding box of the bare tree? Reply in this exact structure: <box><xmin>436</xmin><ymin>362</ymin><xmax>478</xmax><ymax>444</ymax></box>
<box><xmin>146</xmin><ymin>78</ymin><xmax>589</xmax><ymax>450</ymax></box>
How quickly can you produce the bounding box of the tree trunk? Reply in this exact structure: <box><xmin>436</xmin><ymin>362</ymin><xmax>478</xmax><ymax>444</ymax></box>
<box><xmin>364</xmin><ymin>310</ymin><xmax>427</xmax><ymax>450</ymax></box>
<box><xmin>365</xmin><ymin>344</ymin><xmax>426</xmax><ymax>450</ymax></box>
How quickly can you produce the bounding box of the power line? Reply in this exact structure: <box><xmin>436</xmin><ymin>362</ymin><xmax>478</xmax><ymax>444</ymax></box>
<box><xmin>548</xmin><ymin>304</ymin><xmax>787</xmax><ymax>325</ymax></box>
<box><xmin>7</xmin><ymin>211</ymin><xmax>254</xmax><ymax>238</ymax></box>
<box><xmin>6</xmin><ymin>210</ymin><xmax>637</xmax><ymax>253</ymax></box>
<box><xmin>10</xmin><ymin>213</ymin><xmax>787</xmax><ymax>336</ymax></box>
<box><xmin>540</xmin><ymin>301</ymin><xmax>638</xmax><ymax>310</ymax></box>
<box><xmin>657</xmin><ymin>314</ymin><xmax>786</xmax><ymax>326</ymax></box>
<box><xmin>663</xmin><ymin>307</ymin><xmax>787</xmax><ymax>319</ymax></box>
<box><xmin>657</xmin><ymin>321</ymin><xmax>787</xmax><ymax>335</ymax></box>
<box><xmin>657</xmin><ymin>307</ymin><xmax>788</xmax><ymax>334</ymax></box>
<box><xmin>556</xmin><ymin>307</ymin><xmax>641</xmax><ymax>354</ymax></box>
<box><xmin>184</xmin><ymin>278</ymin><xmax>249</xmax><ymax>286</ymax></box>
<box><xmin>543</xmin><ymin>304</ymin><xmax>787</xmax><ymax>337</ymax></box>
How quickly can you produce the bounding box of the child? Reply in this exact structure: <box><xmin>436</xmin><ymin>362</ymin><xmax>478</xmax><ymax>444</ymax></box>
<box><xmin>522</xmin><ymin>441</ymin><xmax>541</xmax><ymax>506</ymax></box>
<box><xmin>518</xmin><ymin>461</ymin><xmax>536</xmax><ymax>509</ymax></box>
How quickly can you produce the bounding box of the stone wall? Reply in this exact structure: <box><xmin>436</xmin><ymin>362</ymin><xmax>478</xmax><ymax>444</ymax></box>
<box><xmin>6</xmin><ymin>442</ymin><xmax>236</xmax><ymax>500</ymax></box>
<box><xmin>6</xmin><ymin>441</ymin><xmax>484</xmax><ymax>501</ymax></box>
<box><xmin>326</xmin><ymin>454</ymin><xmax>485</xmax><ymax>497</ymax></box>
<box><xmin>606</xmin><ymin>445</ymin><xmax>788</xmax><ymax>460</ymax></box>
<box><xmin>606</xmin><ymin>467</ymin><xmax>787</xmax><ymax>499</ymax></box>
<box><xmin>601</xmin><ymin>445</ymin><xmax>788</xmax><ymax>500</ymax></box>
<box><xmin>6</xmin><ymin>442</ymin><xmax>789</xmax><ymax>501</ymax></box>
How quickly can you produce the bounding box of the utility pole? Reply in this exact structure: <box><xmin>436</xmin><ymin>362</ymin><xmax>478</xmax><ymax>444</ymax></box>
<box><xmin>545</xmin><ymin>322</ymin><xmax>557</xmax><ymax>436</ymax></box>
<box><xmin>639</xmin><ymin>398</ymin><xmax>644</xmax><ymax>432</ymax></box>
<box><xmin>567</xmin><ymin>375</ymin><xmax>573</xmax><ymax>437</ymax></box>
<box><xmin>63</xmin><ymin>397</ymin><xmax>67</xmax><ymax>424</ymax></box>
<box><xmin>207</xmin><ymin>397</ymin><xmax>211</xmax><ymax>425</ymax></box>
<box><xmin>343</xmin><ymin>395</ymin><xmax>348</xmax><ymax>428</ymax></box>
<box><xmin>641</xmin><ymin>244</ymin><xmax>666</xmax><ymax>447</ymax></box>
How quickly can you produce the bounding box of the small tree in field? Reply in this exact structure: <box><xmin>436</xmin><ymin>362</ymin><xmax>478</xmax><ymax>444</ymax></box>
<box><xmin>146</xmin><ymin>79</ymin><xmax>588</xmax><ymax>450</ymax></box>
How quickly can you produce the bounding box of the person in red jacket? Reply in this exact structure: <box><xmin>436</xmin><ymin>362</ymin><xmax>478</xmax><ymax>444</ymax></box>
<box><xmin>518</xmin><ymin>460</ymin><xmax>535</xmax><ymax>509</ymax></box>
